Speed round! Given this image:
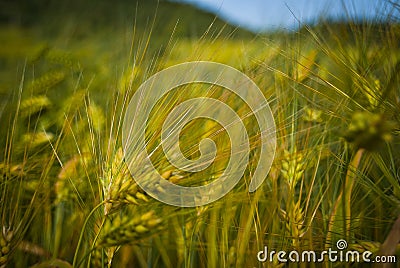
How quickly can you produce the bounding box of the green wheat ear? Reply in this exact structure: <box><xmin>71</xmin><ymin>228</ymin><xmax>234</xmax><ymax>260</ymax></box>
<box><xmin>303</xmin><ymin>106</ymin><xmax>323</xmax><ymax>123</ymax></box>
<box><xmin>103</xmin><ymin>148</ymin><xmax>148</xmax><ymax>216</ymax></box>
<box><xmin>21</xmin><ymin>131</ymin><xmax>54</xmax><ymax>148</ymax></box>
<box><xmin>344</xmin><ymin>111</ymin><xmax>395</xmax><ymax>151</ymax></box>
<box><xmin>45</xmin><ymin>49</ymin><xmax>78</xmax><ymax>69</ymax></box>
<box><xmin>97</xmin><ymin>211</ymin><xmax>162</xmax><ymax>248</ymax></box>
<box><xmin>278</xmin><ymin>147</ymin><xmax>308</xmax><ymax>247</ymax></box>
<box><xmin>282</xmin><ymin>199</ymin><xmax>306</xmax><ymax>247</ymax></box>
<box><xmin>27</xmin><ymin>70</ymin><xmax>65</xmax><ymax>93</ymax></box>
<box><xmin>0</xmin><ymin>228</ymin><xmax>13</xmax><ymax>267</ymax></box>
<box><xmin>281</xmin><ymin>148</ymin><xmax>306</xmax><ymax>189</ymax></box>
<box><xmin>20</xmin><ymin>95</ymin><xmax>51</xmax><ymax>118</ymax></box>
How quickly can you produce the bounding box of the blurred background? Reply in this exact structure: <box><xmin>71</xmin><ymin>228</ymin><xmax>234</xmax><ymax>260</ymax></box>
<box><xmin>173</xmin><ymin>0</ymin><xmax>395</xmax><ymax>31</ymax></box>
<box><xmin>1</xmin><ymin>0</ymin><xmax>398</xmax><ymax>32</ymax></box>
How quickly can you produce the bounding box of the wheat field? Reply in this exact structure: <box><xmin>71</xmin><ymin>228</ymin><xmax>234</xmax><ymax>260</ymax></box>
<box><xmin>1</xmin><ymin>0</ymin><xmax>400</xmax><ymax>267</ymax></box>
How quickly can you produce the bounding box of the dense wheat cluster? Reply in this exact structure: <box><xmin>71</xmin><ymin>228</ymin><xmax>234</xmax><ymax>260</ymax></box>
<box><xmin>1</xmin><ymin>0</ymin><xmax>400</xmax><ymax>267</ymax></box>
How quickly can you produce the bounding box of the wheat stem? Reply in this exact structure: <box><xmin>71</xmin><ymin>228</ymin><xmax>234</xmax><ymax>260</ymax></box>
<box><xmin>72</xmin><ymin>201</ymin><xmax>105</xmax><ymax>268</ymax></box>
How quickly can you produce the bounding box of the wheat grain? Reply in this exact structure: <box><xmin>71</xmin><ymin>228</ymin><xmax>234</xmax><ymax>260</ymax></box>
<box><xmin>103</xmin><ymin>148</ymin><xmax>148</xmax><ymax>215</ymax></box>
<box><xmin>97</xmin><ymin>211</ymin><xmax>162</xmax><ymax>247</ymax></box>
<box><xmin>0</xmin><ymin>227</ymin><xmax>13</xmax><ymax>268</ymax></box>
<box><xmin>281</xmin><ymin>148</ymin><xmax>305</xmax><ymax>189</ymax></box>
<box><xmin>28</xmin><ymin>70</ymin><xmax>65</xmax><ymax>93</ymax></box>
<box><xmin>20</xmin><ymin>95</ymin><xmax>51</xmax><ymax>118</ymax></box>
